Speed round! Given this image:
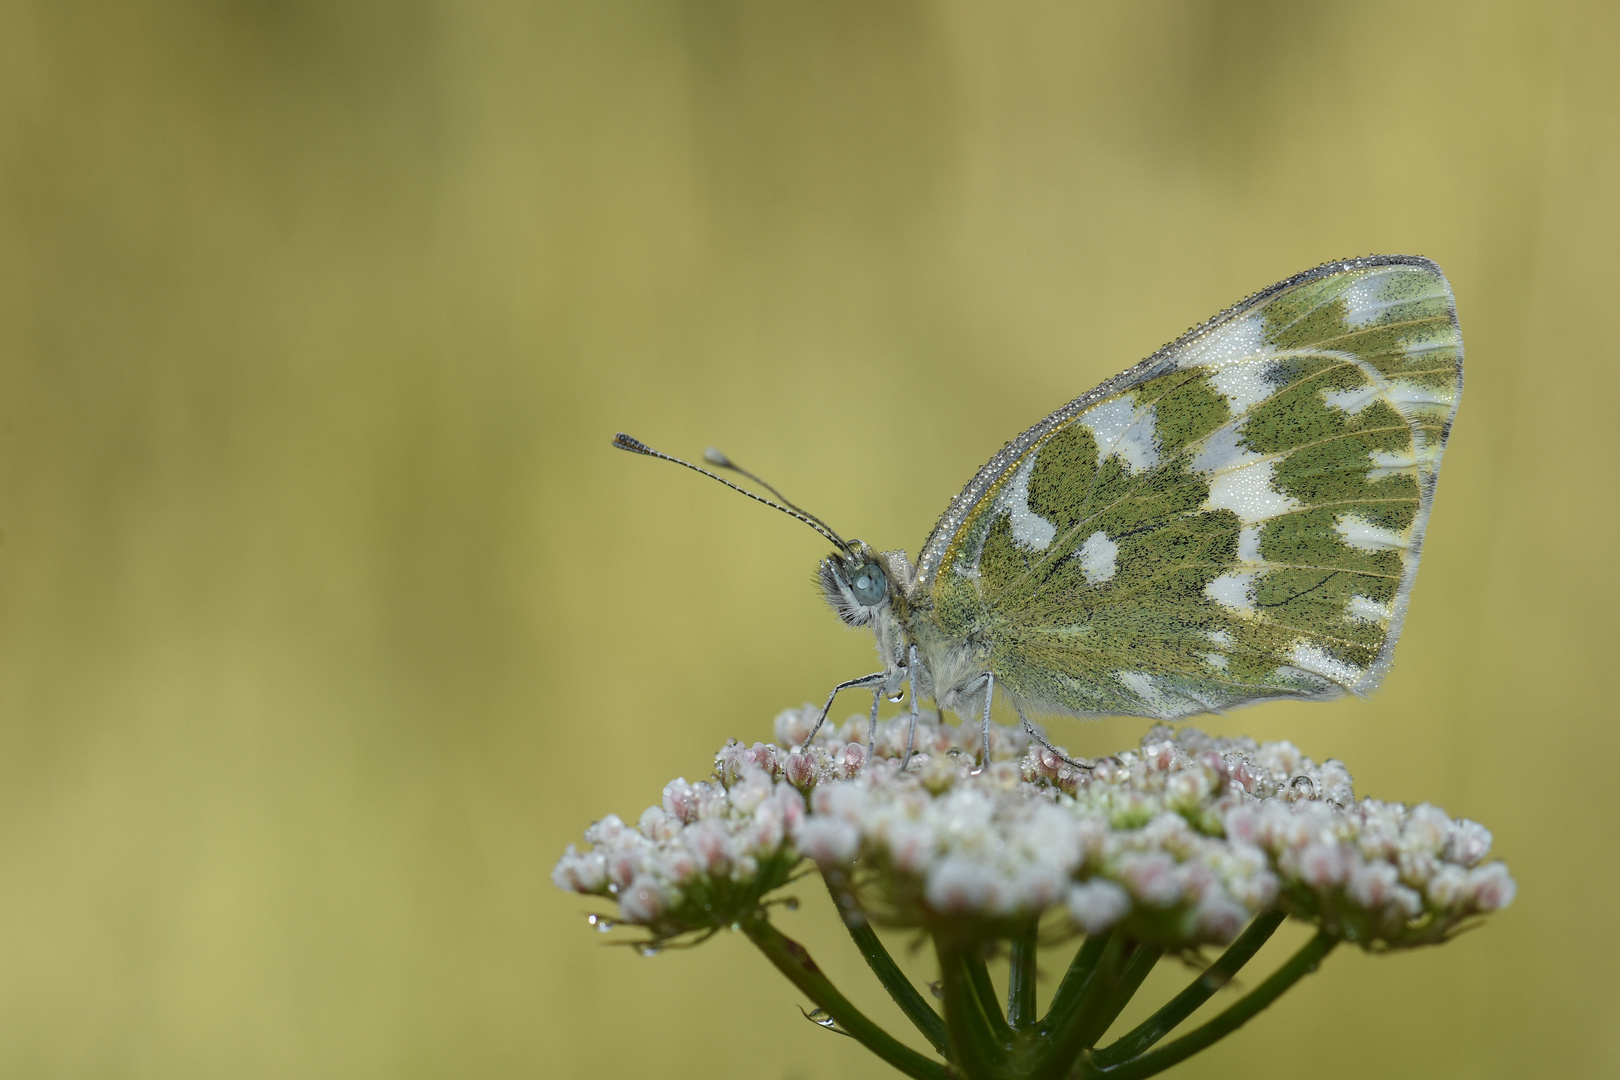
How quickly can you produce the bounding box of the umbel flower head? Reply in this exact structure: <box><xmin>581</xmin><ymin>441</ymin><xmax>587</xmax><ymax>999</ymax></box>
<box><xmin>556</xmin><ymin>707</ymin><xmax>1511</xmax><ymax>949</ymax></box>
<box><xmin>555</xmin><ymin>707</ymin><xmax>1514</xmax><ymax>1080</ymax></box>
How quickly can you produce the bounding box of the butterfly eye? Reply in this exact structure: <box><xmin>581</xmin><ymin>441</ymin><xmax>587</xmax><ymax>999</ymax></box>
<box><xmin>849</xmin><ymin>563</ymin><xmax>887</xmax><ymax>605</ymax></box>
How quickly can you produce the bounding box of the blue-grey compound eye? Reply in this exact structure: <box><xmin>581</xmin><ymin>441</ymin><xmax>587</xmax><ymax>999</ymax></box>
<box><xmin>849</xmin><ymin>562</ymin><xmax>886</xmax><ymax>605</ymax></box>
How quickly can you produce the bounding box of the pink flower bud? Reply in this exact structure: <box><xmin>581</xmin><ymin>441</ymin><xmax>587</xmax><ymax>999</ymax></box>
<box><xmin>785</xmin><ymin>750</ymin><xmax>817</xmax><ymax>790</ymax></box>
<box><xmin>1466</xmin><ymin>863</ymin><xmax>1517</xmax><ymax>912</ymax></box>
<box><xmin>618</xmin><ymin>876</ymin><xmax>669</xmax><ymax>924</ymax></box>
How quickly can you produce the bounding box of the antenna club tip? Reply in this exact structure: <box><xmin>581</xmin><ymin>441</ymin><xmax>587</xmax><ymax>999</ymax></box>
<box><xmin>612</xmin><ymin>432</ymin><xmax>651</xmax><ymax>454</ymax></box>
<box><xmin>702</xmin><ymin>447</ymin><xmax>731</xmax><ymax>467</ymax></box>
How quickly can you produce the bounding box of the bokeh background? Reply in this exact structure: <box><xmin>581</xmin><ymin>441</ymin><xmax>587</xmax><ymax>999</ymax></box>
<box><xmin>0</xmin><ymin>2</ymin><xmax>1615</xmax><ymax>1077</ymax></box>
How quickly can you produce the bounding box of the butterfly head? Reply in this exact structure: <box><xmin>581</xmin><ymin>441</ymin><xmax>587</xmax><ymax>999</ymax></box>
<box><xmin>819</xmin><ymin>543</ymin><xmax>892</xmax><ymax>627</ymax></box>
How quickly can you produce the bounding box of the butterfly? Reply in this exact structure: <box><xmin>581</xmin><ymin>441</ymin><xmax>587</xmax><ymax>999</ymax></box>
<box><xmin>616</xmin><ymin>255</ymin><xmax>1463</xmax><ymax>766</ymax></box>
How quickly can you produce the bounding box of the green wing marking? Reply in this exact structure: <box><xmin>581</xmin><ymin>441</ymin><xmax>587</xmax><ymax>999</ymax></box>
<box><xmin>907</xmin><ymin>256</ymin><xmax>1462</xmax><ymax>720</ymax></box>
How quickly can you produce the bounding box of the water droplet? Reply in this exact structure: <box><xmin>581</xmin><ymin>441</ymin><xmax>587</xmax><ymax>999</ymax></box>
<box><xmin>928</xmin><ymin>981</ymin><xmax>944</xmax><ymax>999</ymax></box>
<box><xmin>888</xmin><ymin>687</ymin><xmax>906</xmax><ymax>703</ymax></box>
<box><xmin>587</xmin><ymin>914</ymin><xmax>616</xmax><ymax>933</ymax></box>
<box><xmin>1291</xmin><ymin>775</ymin><xmax>1317</xmax><ymax>798</ymax></box>
<box><xmin>783</xmin><ymin>898</ymin><xmax>800</xmax><ymax>911</ymax></box>
<box><xmin>639</xmin><ymin>945</ymin><xmax>662</xmax><ymax>958</ymax></box>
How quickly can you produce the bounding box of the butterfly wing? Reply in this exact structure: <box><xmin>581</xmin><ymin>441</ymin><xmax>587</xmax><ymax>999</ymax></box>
<box><xmin>908</xmin><ymin>255</ymin><xmax>1462</xmax><ymax>719</ymax></box>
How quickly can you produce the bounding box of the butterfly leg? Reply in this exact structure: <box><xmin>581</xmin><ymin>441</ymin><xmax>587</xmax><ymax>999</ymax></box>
<box><xmin>900</xmin><ymin>645</ymin><xmax>921</xmax><ymax>771</ymax></box>
<box><xmin>1011</xmin><ymin>699</ymin><xmax>1093</xmax><ymax>771</ymax></box>
<box><xmin>967</xmin><ymin>672</ymin><xmax>994</xmax><ymax>774</ymax></box>
<box><xmin>801</xmin><ymin>671</ymin><xmax>889</xmax><ymax>749</ymax></box>
<box><xmin>867</xmin><ymin>687</ymin><xmax>882</xmax><ymax>756</ymax></box>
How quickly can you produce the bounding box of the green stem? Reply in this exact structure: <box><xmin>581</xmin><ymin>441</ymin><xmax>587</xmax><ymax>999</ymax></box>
<box><xmin>1006</xmin><ymin>921</ymin><xmax>1039</xmax><ymax>1030</ymax></box>
<box><xmin>741</xmin><ymin>917</ymin><xmax>950</xmax><ymax>1080</ymax></box>
<box><xmin>965</xmin><ymin>951</ymin><xmax>1015</xmax><ymax>1045</ymax></box>
<box><xmin>822</xmin><ymin>877</ymin><xmax>949</xmax><ymax>1054</ymax></box>
<box><xmin>1027</xmin><ymin>934</ymin><xmax>1128</xmax><ymax>1080</ymax></box>
<box><xmin>937</xmin><ymin>937</ymin><xmax>1013</xmax><ymax>1080</ymax></box>
<box><xmin>1084</xmin><ymin>931</ymin><xmax>1338</xmax><ymax>1080</ymax></box>
<box><xmin>1077</xmin><ymin>943</ymin><xmax>1163</xmax><ymax>1049</ymax></box>
<box><xmin>1092</xmin><ymin>911</ymin><xmax>1285</xmax><ymax>1067</ymax></box>
<box><xmin>1038</xmin><ymin>933</ymin><xmax>1111</xmax><ymax>1037</ymax></box>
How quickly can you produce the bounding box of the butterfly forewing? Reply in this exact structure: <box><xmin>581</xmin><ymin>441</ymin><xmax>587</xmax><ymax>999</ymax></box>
<box><xmin>910</xmin><ymin>256</ymin><xmax>1462</xmax><ymax>720</ymax></box>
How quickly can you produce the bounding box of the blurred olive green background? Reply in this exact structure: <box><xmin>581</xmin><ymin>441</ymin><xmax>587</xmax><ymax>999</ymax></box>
<box><xmin>0</xmin><ymin>2</ymin><xmax>1615</xmax><ymax>1077</ymax></box>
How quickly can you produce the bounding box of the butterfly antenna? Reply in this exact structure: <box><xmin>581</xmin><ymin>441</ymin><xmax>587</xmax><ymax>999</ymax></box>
<box><xmin>701</xmin><ymin>446</ymin><xmax>849</xmax><ymax>552</ymax></box>
<box><xmin>612</xmin><ymin>433</ymin><xmax>854</xmax><ymax>553</ymax></box>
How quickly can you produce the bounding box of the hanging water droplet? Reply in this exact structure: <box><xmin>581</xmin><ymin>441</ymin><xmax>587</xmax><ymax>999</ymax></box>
<box><xmin>587</xmin><ymin>914</ymin><xmax>616</xmax><ymax>933</ymax></box>
<box><xmin>639</xmin><ymin>945</ymin><xmax>662</xmax><ymax>958</ymax></box>
<box><xmin>783</xmin><ymin>898</ymin><xmax>800</xmax><ymax>911</ymax></box>
<box><xmin>804</xmin><ymin>1008</ymin><xmax>836</xmax><ymax>1029</ymax></box>
<box><xmin>928</xmin><ymin>981</ymin><xmax>944</xmax><ymax>999</ymax></box>
<box><xmin>888</xmin><ymin>687</ymin><xmax>906</xmax><ymax>703</ymax></box>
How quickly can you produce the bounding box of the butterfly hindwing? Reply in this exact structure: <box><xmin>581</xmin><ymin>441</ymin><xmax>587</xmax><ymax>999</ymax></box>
<box><xmin>908</xmin><ymin>256</ymin><xmax>1462</xmax><ymax>720</ymax></box>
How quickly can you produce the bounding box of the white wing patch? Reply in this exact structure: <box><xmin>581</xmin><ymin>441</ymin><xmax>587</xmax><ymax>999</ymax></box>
<box><xmin>1190</xmin><ymin>426</ymin><xmax>1255</xmax><ymax>474</ymax></box>
<box><xmin>998</xmin><ymin>451</ymin><xmax>1058</xmax><ymax>552</ymax></box>
<box><xmin>1388</xmin><ymin>380</ymin><xmax>1457</xmax><ymax>410</ymax></box>
<box><xmin>1205</xmin><ymin>571</ymin><xmax>1257</xmax><ymax>615</ymax></box>
<box><xmin>1075</xmin><ymin>530</ymin><xmax>1118</xmax><ymax>584</ymax></box>
<box><xmin>1285</xmin><ymin>642</ymin><xmax>1364</xmax><ymax>689</ymax></box>
<box><xmin>1367</xmin><ymin>449</ymin><xmax>1417</xmax><ymax>481</ymax></box>
<box><xmin>1345</xmin><ymin>594</ymin><xmax>1393</xmax><ymax>624</ymax></box>
<box><xmin>1333</xmin><ymin>514</ymin><xmax>1409</xmax><ymax>552</ymax></box>
<box><xmin>1174</xmin><ymin>314</ymin><xmax>1268</xmax><ymax>369</ymax></box>
<box><xmin>1079</xmin><ymin>396</ymin><xmax>1160</xmax><ymax>474</ymax></box>
<box><xmin>1205</xmin><ymin>459</ymin><xmax>1299</xmax><ymax>524</ymax></box>
<box><xmin>1340</xmin><ymin>272</ymin><xmax>1451</xmax><ymax>327</ymax></box>
<box><xmin>1116</xmin><ymin>671</ymin><xmax>1206</xmax><ymax>717</ymax></box>
<box><xmin>1209</xmin><ymin>360</ymin><xmax>1281</xmax><ymax>413</ymax></box>
<box><xmin>1322</xmin><ymin>384</ymin><xmax>1382</xmax><ymax>415</ymax></box>
<box><xmin>1236</xmin><ymin>525</ymin><xmax>1263</xmax><ymax>563</ymax></box>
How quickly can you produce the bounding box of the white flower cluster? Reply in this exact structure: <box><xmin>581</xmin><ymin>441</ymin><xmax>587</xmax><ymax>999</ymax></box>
<box><xmin>550</xmin><ymin>748</ymin><xmax>807</xmax><ymax>940</ymax></box>
<box><xmin>554</xmin><ymin>706</ymin><xmax>1515</xmax><ymax>949</ymax></box>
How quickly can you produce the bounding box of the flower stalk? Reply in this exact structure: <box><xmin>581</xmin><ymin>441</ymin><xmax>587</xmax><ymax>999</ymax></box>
<box><xmin>554</xmin><ymin>708</ymin><xmax>1515</xmax><ymax>1078</ymax></box>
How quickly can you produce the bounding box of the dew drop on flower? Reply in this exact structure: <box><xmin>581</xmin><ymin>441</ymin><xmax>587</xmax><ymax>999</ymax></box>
<box><xmin>1291</xmin><ymin>775</ymin><xmax>1317</xmax><ymax>798</ymax></box>
<box><xmin>587</xmin><ymin>914</ymin><xmax>616</xmax><ymax>933</ymax></box>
